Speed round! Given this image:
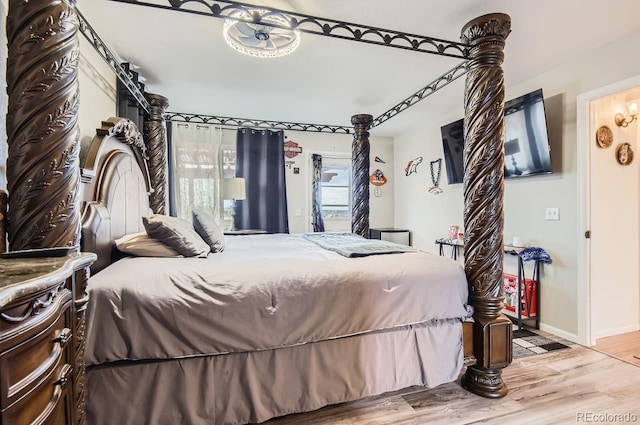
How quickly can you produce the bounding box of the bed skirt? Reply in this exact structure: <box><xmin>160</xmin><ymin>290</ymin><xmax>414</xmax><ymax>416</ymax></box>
<box><xmin>86</xmin><ymin>319</ymin><xmax>463</xmax><ymax>425</ymax></box>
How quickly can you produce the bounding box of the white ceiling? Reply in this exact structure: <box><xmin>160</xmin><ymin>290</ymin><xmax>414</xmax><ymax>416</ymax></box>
<box><xmin>79</xmin><ymin>0</ymin><xmax>640</xmax><ymax>137</ymax></box>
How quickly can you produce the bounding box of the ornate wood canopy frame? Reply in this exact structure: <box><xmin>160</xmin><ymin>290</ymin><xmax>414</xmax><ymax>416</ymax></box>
<box><xmin>4</xmin><ymin>0</ymin><xmax>512</xmax><ymax>398</ymax></box>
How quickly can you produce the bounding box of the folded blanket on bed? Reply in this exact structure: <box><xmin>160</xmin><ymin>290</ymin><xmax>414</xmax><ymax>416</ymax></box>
<box><xmin>303</xmin><ymin>232</ymin><xmax>417</xmax><ymax>257</ymax></box>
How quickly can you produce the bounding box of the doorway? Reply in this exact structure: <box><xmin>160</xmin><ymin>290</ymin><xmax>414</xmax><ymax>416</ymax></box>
<box><xmin>577</xmin><ymin>75</ymin><xmax>640</xmax><ymax>346</ymax></box>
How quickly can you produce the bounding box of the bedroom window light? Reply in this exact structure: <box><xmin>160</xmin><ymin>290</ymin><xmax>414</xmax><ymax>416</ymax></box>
<box><xmin>222</xmin><ymin>147</ymin><xmax>237</xmax><ymax>228</ymax></box>
<box><xmin>321</xmin><ymin>158</ymin><xmax>351</xmax><ymax>232</ymax></box>
<box><xmin>171</xmin><ymin>124</ymin><xmax>223</xmax><ymax>222</ymax></box>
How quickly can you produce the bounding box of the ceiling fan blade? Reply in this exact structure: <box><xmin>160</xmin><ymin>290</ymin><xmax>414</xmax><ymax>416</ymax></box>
<box><xmin>235</xmin><ymin>21</ymin><xmax>256</xmax><ymax>37</ymax></box>
<box><xmin>270</xmin><ymin>30</ymin><xmax>295</xmax><ymax>40</ymax></box>
<box><xmin>269</xmin><ymin>34</ymin><xmax>293</xmax><ymax>44</ymax></box>
<box><xmin>237</xmin><ymin>34</ymin><xmax>262</xmax><ymax>47</ymax></box>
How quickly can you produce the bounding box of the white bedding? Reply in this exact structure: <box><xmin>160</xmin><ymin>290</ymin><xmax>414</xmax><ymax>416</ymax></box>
<box><xmin>85</xmin><ymin>233</ymin><xmax>471</xmax><ymax>366</ymax></box>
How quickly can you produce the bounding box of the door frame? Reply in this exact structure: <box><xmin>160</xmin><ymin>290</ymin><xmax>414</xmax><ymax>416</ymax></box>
<box><xmin>577</xmin><ymin>74</ymin><xmax>640</xmax><ymax>346</ymax></box>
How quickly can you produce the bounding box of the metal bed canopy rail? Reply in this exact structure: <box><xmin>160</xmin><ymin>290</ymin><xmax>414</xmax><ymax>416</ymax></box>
<box><xmin>371</xmin><ymin>61</ymin><xmax>470</xmax><ymax>128</ymax></box>
<box><xmin>76</xmin><ymin>2</ymin><xmax>472</xmax><ymax>133</ymax></box>
<box><xmin>76</xmin><ymin>7</ymin><xmax>151</xmax><ymax>113</ymax></box>
<box><xmin>109</xmin><ymin>0</ymin><xmax>469</xmax><ymax>58</ymax></box>
<box><xmin>164</xmin><ymin>113</ymin><xmax>353</xmax><ymax>134</ymax></box>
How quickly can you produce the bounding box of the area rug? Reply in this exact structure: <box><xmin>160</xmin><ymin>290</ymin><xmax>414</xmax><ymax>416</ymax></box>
<box><xmin>512</xmin><ymin>328</ymin><xmax>571</xmax><ymax>358</ymax></box>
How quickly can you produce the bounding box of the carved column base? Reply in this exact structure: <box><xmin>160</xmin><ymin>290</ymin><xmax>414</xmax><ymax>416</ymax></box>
<box><xmin>462</xmin><ymin>312</ymin><xmax>512</xmax><ymax>398</ymax></box>
<box><xmin>462</xmin><ymin>365</ymin><xmax>507</xmax><ymax>398</ymax></box>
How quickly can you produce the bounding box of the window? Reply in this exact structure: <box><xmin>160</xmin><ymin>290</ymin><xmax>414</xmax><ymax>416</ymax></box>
<box><xmin>170</xmin><ymin>123</ymin><xmax>222</xmax><ymax>221</ymax></box>
<box><xmin>321</xmin><ymin>157</ymin><xmax>351</xmax><ymax>231</ymax></box>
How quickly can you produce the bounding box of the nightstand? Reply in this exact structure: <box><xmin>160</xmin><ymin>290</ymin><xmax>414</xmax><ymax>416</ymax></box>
<box><xmin>224</xmin><ymin>229</ymin><xmax>268</xmax><ymax>235</ymax></box>
<box><xmin>369</xmin><ymin>228</ymin><xmax>410</xmax><ymax>246</ymax></box>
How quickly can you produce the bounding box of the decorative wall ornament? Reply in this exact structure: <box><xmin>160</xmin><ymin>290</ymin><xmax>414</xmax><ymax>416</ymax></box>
<box><xmin>369</xmin><ymin>169</ymin><xmax>388</xmax><ymax>186</ymax></box>
<box><xmin>595</xmin><ymin>125</ymin><xmax>613</xmax><ymax>148</ymax></box>
<box><xmin>374</xmin><ymin>156</ymin><xmax>386</xmax><ymax>164</ymax></box>
<box><xmin>616</xmin><ymin>142</ymin><xmax>634</xmax><ymax>165</ymax></box>
<box><xmin>429</xmin><ymin>158</ymin><xmax>443</xmax><ymax>194</ymax></box>
<box><xmin>405</xmin><ymin>156</ymin><xmax>423</xmax><ymax>176</ymax></box>
<box><xmin>283</xmin><ymin>140</ymin><xmax>303</xmax><ymax>158</ymax></box>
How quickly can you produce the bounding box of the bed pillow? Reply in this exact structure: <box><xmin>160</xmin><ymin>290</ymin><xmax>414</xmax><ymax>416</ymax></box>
<box><xmin>142</xmin><ymin>214</ymin><xmax>210</xmax><ymax>258</ymax></box>
<box><xmin>192</xmin><ymin>209</ymin><xmax>225</xmax><ymax>253</ymax></box>
<box><xmin>114</xmin><ymin>232</ymin><xmax>181</xmax><ymax>257</ymax></box>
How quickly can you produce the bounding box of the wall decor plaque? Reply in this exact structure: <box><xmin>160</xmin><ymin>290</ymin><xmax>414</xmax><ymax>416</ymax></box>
<box><xmin>616</xmin><ymin>142</ymin><xmax>633</xmax><ymax>166</ymax></box>
<box><xmin>596</xmin><ymin>125</ymin><xmax>613</xmax><ymax>148</ymax></box>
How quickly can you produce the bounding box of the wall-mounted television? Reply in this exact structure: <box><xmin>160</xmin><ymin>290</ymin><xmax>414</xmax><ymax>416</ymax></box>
<box><xmin>441</xmin><ymin>88</ymin><xmax>552</xmax><ymax>184</ymax></box>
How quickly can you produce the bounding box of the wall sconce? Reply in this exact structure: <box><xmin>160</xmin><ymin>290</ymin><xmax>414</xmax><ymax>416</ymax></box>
<box><xmin>614</xmin><ymin>100</ymin><xmax>640</xmax><ymax>127</ymax></box>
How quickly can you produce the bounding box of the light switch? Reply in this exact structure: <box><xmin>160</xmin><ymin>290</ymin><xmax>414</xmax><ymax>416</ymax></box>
<box><xmin>295</xmin><ymin>208</ymin><xmax>301</xmax><ymax>217</ymax></box>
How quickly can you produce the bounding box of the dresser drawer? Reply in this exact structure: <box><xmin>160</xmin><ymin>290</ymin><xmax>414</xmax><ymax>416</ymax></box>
<box><xmin>1</xmin><ymin>290</ymin><xmax>72</xmax><ymax>409</ymax></box>
<box><xmin>2</xmin><ymin>361</ymin><xmax>73</xmax><ymax>425</ymax></box>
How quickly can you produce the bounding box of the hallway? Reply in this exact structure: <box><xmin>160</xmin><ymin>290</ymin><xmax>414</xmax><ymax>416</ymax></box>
<box><xmin>594</xmin><ymin>331</ymin><xmax>640</xmax><ymax>366</ymax></box>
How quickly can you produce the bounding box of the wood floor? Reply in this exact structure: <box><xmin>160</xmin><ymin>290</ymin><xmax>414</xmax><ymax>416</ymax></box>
<box><xmin>594</xmin><ymin>331</ymin><xmax>640</xmax><ymax>366</ymax></box>
<box><xmin>265</xmin><ymin>340</ymin><xmax>640</xmax><ymax>425</ymax></box>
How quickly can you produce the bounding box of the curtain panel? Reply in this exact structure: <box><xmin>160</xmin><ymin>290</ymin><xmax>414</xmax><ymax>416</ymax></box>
<box><xmin>311</xmin><ymin>154</ymin><xmax>325</xmax><ymax>232</ymax></box>
<box><xmin>236</xmin><ymin>129</ymin><xmax>289</xmax><ymax>234</ymax></box>
<box><xmin>168</xmin><ymin>122</ymin><xmax>223</xmax><ymax>222</ymax></box>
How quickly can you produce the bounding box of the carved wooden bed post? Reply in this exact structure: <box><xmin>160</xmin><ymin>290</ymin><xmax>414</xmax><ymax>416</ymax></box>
<box><xmin>460</xmin><ymin>13</ymin><xmax>513</xmax><ymax>398</ymax></box>
<box><xmin>6</xmin><ymin>0</ymin><xmax>81</xmax><ymax>251</ymax></box>
<box><xmin>143</xmin><ymin>93</ymin><xmax>170</xmax><ymax>214</ymax></box>
<box><xmin>0</xmin><ymin>190</ymin><xmax>6</xmax><ymax>253</ymax></box>
<box><xmin>351</xmin><ymin>114</ymin><xmax>373</xmax><ymax>238</ymax></box>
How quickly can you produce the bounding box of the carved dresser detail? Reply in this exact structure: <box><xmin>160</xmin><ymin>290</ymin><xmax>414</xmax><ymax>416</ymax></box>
<box><xmin>0</xmin><ymin>253</ymin><xmax>96</xmax><ymax>425</ymax></box>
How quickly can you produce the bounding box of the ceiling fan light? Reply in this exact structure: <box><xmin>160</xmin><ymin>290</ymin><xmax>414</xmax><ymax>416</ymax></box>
<box><xmin>223</xmin><ymin>9</ymin><xmax>300</xmax><ymax>58</ymax></box>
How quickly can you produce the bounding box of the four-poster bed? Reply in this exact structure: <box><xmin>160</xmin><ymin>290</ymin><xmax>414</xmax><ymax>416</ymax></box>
<box><xmin>2</xmin><ymin>1</ymin><xmax>512</xmax><ymax>424</ymax></box>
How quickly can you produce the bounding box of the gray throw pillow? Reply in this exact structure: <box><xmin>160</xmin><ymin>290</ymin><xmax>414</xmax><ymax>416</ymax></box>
<box><xmin>142</xmin><ymin>214</ymin><xmax>209</xmax><ymax>258</ymax></box>
<box><xmin>115</xmin><ymin>232</ymin><xmax>180</xmax><ymax>257</ymax></box>
<box><xmin>192</xmin><ymin>209</ymin><xmax>225</xmax><ymax>253</ymax></box>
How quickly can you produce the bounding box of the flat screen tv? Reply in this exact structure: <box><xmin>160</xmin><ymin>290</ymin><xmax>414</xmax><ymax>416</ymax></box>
<box><xmin>441</xmin><ymin>88</ymin><xmax>552</xmax><ymax>184</ymax></box>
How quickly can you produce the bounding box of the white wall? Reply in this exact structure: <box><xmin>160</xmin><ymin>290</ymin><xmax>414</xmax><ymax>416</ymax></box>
<box><xmin>284</xmin><ymin>131</ymin><xmax>394</xmax><ymax>234</ymax></box>
<box><xmin>219</xmin><ymin>128</ymin><xmax>394</xmax><ymax>234</ymax></box>
<box><xmin>393</xmin><ymin>30</ymin><xmax>640</xmax><ymax>340</ymax></box>
<box><xmin>78</xmin><ymin>37</ymin><xmax>118</xmax><ymax>159</ymax></box>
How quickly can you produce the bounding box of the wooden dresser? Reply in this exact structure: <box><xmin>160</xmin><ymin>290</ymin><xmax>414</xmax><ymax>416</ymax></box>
<box><xmin>0</xmin><ymin>253</ymin><xmax>96</xmax><ymax>425</ymax></box>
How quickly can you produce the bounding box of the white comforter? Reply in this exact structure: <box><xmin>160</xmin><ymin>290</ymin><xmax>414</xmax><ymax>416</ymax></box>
<box><xmin>85</xmin><ymin>233</ymin><xmax>471</xmax><ymax>366</ymax></box>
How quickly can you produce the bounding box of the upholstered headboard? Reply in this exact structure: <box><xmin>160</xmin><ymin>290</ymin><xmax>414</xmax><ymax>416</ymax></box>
<box><xmin>80</xmin><ymin>118</ymin><xmax>153</xmax><ymax>273</ymax></box>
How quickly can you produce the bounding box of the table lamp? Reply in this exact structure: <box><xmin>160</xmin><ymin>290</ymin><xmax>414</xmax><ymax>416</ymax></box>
<box><xmin>223</xmin><ymin>177</ymin><xmax>246</xmax><ymax>231</ymax></box>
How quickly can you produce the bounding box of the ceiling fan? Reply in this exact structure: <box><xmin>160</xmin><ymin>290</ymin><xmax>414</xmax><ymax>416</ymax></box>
<box><xmin>223</xmin><ymin>9</ymin><xmax>301</xmax><ymax>58</ymax></box>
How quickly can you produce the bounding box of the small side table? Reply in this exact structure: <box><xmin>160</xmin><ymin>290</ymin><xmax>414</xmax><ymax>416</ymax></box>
<box><xmin>435</xmin><ymin>238</ymin><xmax>464</xmax><ymax>260</ymax></box>
<box><xmin>224</xmin><ymin>229</ymin><xmax>268</xmax><ymax>235</ymax></box>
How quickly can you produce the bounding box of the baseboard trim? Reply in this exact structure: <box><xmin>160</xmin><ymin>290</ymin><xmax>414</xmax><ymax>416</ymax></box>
<box><xmin>594</xmin><ymin>324</ymin><xmax>640</xmax><ymax>341</ymax></box>
<box><xmin>539</xmin><ymin>323</ymin><xmax>581</xmax><ymax>345</ymax></box>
